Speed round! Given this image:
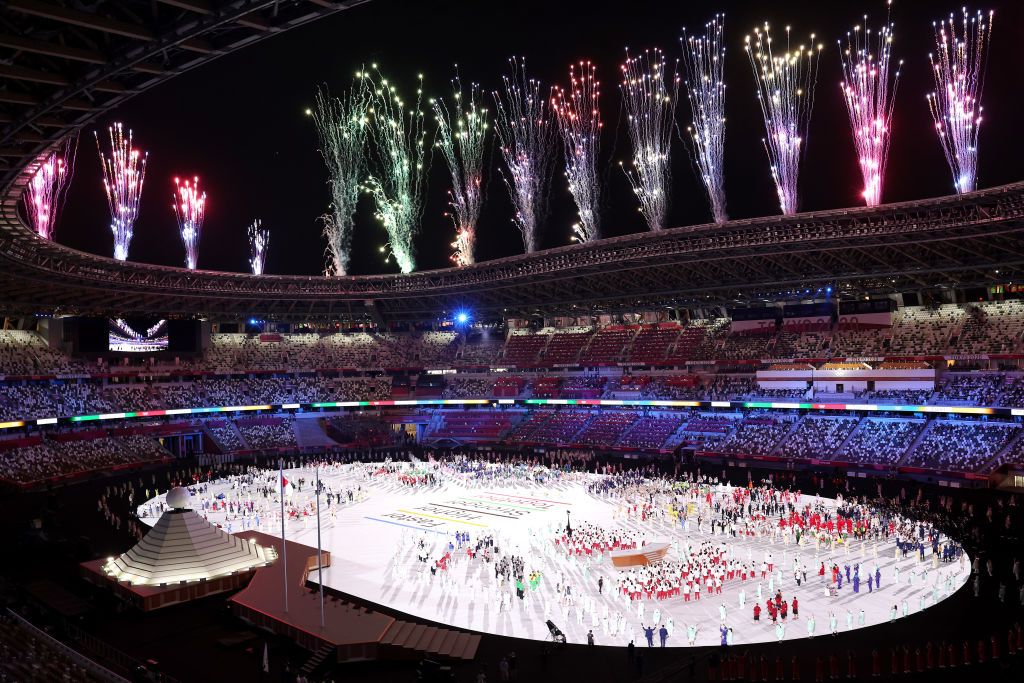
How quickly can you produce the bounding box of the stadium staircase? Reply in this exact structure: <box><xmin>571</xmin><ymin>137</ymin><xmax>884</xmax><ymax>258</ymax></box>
<box><xmin>202</xmin><ymin>421</ymin><xmax>247</xmax><ymax>453</ymax></box>
<box><xmin>293</xmin><ymin>417</ymin><xmax>339</xmax><ymax>449</ymax></box>
<box><xmin>424</xmin><ymin>411</ymin><xmax>446</xmax><ymax>438</ymax></box>
<box><xmin>983</xmin><ymin>429</ymin><xmax>1024</xmax><ymax>473</ymax></box>
<box><xmin>896</xmin><ymin>420</ymin><xmax>939</xmax><ymax>466</ymax></box>
<box><xmin>233</xmin><ymin>422</ymin><xmax>251</xmax><ymax>451</ymax></box>
<box><xmin>564</xmin><ymin>411</ymin><xmax>602</xmax><ymax>446</ymax></box>
<box><xmin>198</xmin><ymin>424</ymin><xmax>221</xmax><ymax>452</ymax></box>
<box><xmin>833</xmin><ymin>417</ymin><xmax>867</xmax><ymax>456</ymax></box>
<box><xmin>770</xmin><ymin>419</ymin><xmax>806</xmax><ymax>456</ymax></box>
<box><xmin>300</xmin><ymin>645</ymin><xmax>336</xmax><ymax>677</ymax></box>
<box><xmin>376</xmin><ymin>620</ymin><xmax>480</xmax><ymax>662</ymax></box>
<box><xmin>662</xmin><ymin>420</ymin><xmax>695</xmax><ymax>450</ymax></box>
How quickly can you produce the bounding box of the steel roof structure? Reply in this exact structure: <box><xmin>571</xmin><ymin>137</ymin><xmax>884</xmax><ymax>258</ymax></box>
<box><xmin>1</xmin><ymin>2</ymin><xmax>1024</xmax><ymax>323</ymax></box>
<box><xmin>0</xmin><ymin>0</ymin><xmax>369</xmax><ymax>178</ymax></box>
<box><xmin>5</xmin><ymin>180</ymin><xmax>1024</xmax><ymax>322</ymax></box>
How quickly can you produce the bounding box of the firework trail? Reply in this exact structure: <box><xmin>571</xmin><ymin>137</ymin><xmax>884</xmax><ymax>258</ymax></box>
<box><xmin>551</xmin><ymin>61</ymin><xmax>603</xmax><ymax>243</ymax></box>
<box><xmin>927</xmin><ymin>8</ymin><xmax>994</xmax><ymax>194</ymax></box>
<box><xmin>25</xmin><ymin>155</ymin><xmax>68</xmax><ymax>240</ymax></box>
<box><xmin>172</xmin><ymin>176</ymin><xmax>206</xmax><ymax>270</ymax></box>
<box><xmin>680</xmin><ymin>14</ymin><xmax>728</xmax><ymax>223</ymax></box>
<box><xmin>620</xmin><ymin>47</ymin><xmax>679</xmax><ymax>231</ymax></box>
<box><xmin>248</xmin><ymin>219</ymin><xmax>270</xmax><ymax>275</ymax></box>
<box><xmin>432</xmin><ymin>72</ymin><xmax>489</xmax><ymax>266</ymax></box>
<box><xmin>838</xmin><ymin>8</ymin><xmax>901</xmax><ymax>207</ymax></box>
<box><xmin>311</xmin><ymin>80</ymin><xmax>369</xmax><ymax>275</ymax></box>
<box><xmin>23</xmin><ymin>136</ymin><xmax>77</xmax><ymax>240</ymax></box>
<box><xmin>95</xmin><ymin>122</ymin><xmax>148</xmax><ymax>261</ymax></box>
<box><xmin>361</xmin><ymin>66</ymin><xmax>430</xmax><ymax>273</ymax></box>
<box><xmin>492</xmin><ymin>57</ymin><xmax>558</xmax><ymax>254</ymax></box>
<box><xmin>744</xmin><ymin>24</ymin><xmax>823</xmax><ymax>215</ymax></box>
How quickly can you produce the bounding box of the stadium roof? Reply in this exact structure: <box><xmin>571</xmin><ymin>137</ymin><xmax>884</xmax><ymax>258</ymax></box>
<box><xmin>4</xmin><ymin>178</ymin><xmax>1024</xmax><ymax>322</ymax></box>
<box><xmin>0</xmin><ymin>0</ymin><xmax>369</xmax><ymax>183</ymax></box>
<box><xmin>1</xmin><ymin>1</ymin><xmax>1024</xmax><ymax>323</ymax></box>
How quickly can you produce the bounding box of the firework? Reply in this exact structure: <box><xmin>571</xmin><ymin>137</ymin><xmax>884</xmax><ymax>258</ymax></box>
<box><xmin>248</xmin><ymin>219</ymin><xmax>270</xmax><ymax>275</ymax></box>
<box><xmin>551</xmin><ymin>61</ymin><xmax>603</xmax><ymax>243</ymax></box>
<box><xmin>361</xmin><ymin>66</ymin><xmax>430</xmax><ymax>274</ymax></box>
<box><xmin>927</xmin><ymin>8</ymin><xmax>994</xmax><ymax>194</ymax></box>
<box><xmin>23</xmin><ymin>136</ymin><xmax>77</xmax><ymax>240</ymax></box>
<box><xmin>619</xmin><ymin>48</ymin><xmax>679</xmax><ymax>231</ymax></box>
<box><xmin>492</xmin><ymin>57</ymin><xmax>558</xmax><ymax>254</ymax></box>
<box><xmin>311</xmin><ymin>81</ymin><xmax>370</xmax><ymax>276</ymax></box>
<box><xmin>95</xmin><ymin>122</ymin><xmax>148</xmax><ymax>261</ymax></box>
<box><xmin>744</xmin><ymin>24</ymin><xmax>823</xmax><ymax>215</ymax></box>
<box><xmin>432</xmin><ymin>73</ymin><xmax>489</xmax><ymax>266</ymax></box>
<box><xmin>838</xmin><ymin>9</ymin><xmax>902</xmax><ymax>206</ymax></box>
<box><xmin>680</xmin><ymin>14</ymin><xmax>728</xmax><ymax>223</ymax></box>
<box><xmin>172</xmin><ymin>176</ymin><xmax>207</xmax><ymax>270</ymax></box>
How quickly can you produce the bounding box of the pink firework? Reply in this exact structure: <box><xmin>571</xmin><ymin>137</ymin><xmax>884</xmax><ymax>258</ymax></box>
<box><xmin>172</xmin><ymin>176</ymin><xmax>207</xmax><ymax>270</ymax></box>
<box><xmin>491</xmin><ymin>57</ymin><xmax>558</xmax><ymax>254</ymax></box>
<box><xmin>23</xmin><ymin>140</ymin><xmax>76</xmax><ymax>239</ymax></box>
<box><xmin>551</xmin><ymin>61</ymin><xmax>603</xmax><ymax>243</ymax></box>
<box><xmin>839</xmin><ymin>10</ymin><xmax>902</xmax><ymax>206</ymax></box>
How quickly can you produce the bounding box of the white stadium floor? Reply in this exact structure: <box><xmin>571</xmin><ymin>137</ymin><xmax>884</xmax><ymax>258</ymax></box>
<box><xmin>138</xmin><ymin>463</ymin><xmax>969</xmax><ymax>647</ymax></box>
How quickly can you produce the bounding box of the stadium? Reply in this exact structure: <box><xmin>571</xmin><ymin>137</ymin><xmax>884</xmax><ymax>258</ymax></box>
<box><xmin>0</xmin><ymin>1</ymin><xmax>1023</xmax><ymax>682</ymax></box>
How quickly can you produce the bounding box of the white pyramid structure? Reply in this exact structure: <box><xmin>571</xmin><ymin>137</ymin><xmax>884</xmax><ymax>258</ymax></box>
<box><xmin>103</xmin><ymin>487</ymin><xmax>276</xmax><ymax>586</ymax></box>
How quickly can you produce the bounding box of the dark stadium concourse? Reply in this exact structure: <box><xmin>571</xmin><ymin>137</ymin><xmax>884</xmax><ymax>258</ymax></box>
<box><xmin>3</xmin><ymin>1</ymin><xmax>1024</xmax><ymax>682</ymax></box>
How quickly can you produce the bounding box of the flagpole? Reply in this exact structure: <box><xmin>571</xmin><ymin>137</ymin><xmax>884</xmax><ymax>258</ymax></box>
<box><xmin>316</xmin><ymin>462</ymin><xmax>325</xmax><ymax>630</ymax></box>
<box><xmin>280</xmin><ymin>457</ymin><xmax>288</xmax><ymax>614</ymax></box>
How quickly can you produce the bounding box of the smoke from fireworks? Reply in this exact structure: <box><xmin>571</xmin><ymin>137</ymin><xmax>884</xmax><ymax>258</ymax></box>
<box><xmin>248</xmin><ymin>219</ymin><xmax>270</xmax><ymax>275</ymax></box>
<box><xmin>95</xmin><ymin>122</ymin><xmax>148</xmax><ymax>261</ymax></box>
<box><xmin>492</xmin><ymin>57</ymin><xmax>558</xmax><ymax>254</ymax></box>
<box><xmin>551</xmin><ymin>61</ymin><xmax>603</xmax><ymax>243</ymax></box>
<box><xmin>432</xmin><ymin>73</ymin><xmax>489</xmax><ymax>266</ymax></box>
<box><xmin>172</xmin><ymin>176</ymin><xmax>206</xmax><ymax>270</ymax></box>
<box><xmin>23</xmin><ymin>136</ymin><xmax>77</xmax><ymax>240</ymax></box>
<box><xmin>361</xmin><ymin>66</ymin><xmax>430</xmax><ymax>274</ymax></box>
<box><xmin>311</xmin><ymin>82</ymin><xmax>369</xmax><ymax>275</ymax></box>
<box><xmin>839</xmin><ymin>9</ymin><xmax>902</xmax><ymax>206</ymax></box>
<box><xmin>680</xmin><ymin>14</ymin><xmax>728</xmax><ymax>224</ymax></box>
<box><xmin>619</xmin><ymin>48</ymin><xmax>679</xmax><ymax>231</ymax></box>
<box><xmin>744</xmin><ymin>24</ymin><xmax>823</xmax><ymax>216</ymax></box>
<box><xmin>927</xmin><ymin>8</ymin><xmax>994</xmax><ymax>194</ymax></box>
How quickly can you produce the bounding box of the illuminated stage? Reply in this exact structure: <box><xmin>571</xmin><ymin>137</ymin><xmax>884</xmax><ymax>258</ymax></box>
<box><xmin>138</xmin><ymin>465</ymin><xmax>970</xmax><ymax>647</ymax></box>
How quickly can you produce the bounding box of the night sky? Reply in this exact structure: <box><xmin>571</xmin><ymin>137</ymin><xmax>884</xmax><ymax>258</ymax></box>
<box><xmin>50</xmin><ymin>0</ymin><xmax>1024</xmax><ymax>277</ymax></box>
